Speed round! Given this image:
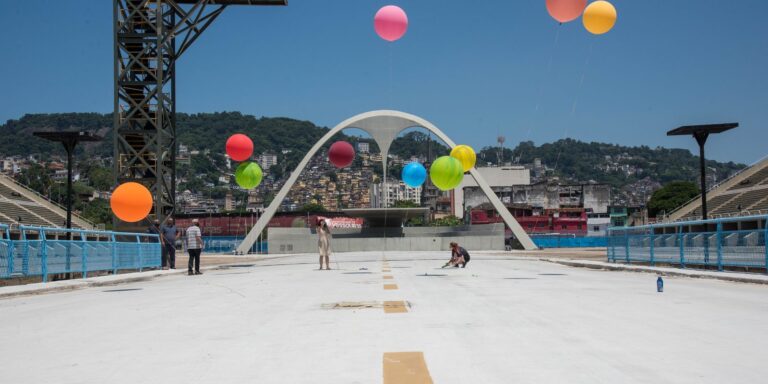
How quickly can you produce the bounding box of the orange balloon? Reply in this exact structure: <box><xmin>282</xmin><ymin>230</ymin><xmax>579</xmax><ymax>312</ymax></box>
<box><xmin>110</xmin><ymin>182</ymin><xmax>153</xmax><ymax>223</ymax></box>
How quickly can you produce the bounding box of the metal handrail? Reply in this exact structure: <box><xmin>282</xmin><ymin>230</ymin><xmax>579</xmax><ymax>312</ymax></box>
<box><xmin>2</xmin><ymin>225</ymin><xmax>160</xmax><ymax>281</ymax></box>
<box><xmin>0</xmin><ymin>173</ymin><xmax>94</xmax><ymax>228</ymax></box>
<box><xmin>607</xmin><ymin>215</ymin><xmax>768</xmax><ymax>273</ymax></box>
<box><xmin>665</xmin><ymin>154</ymin><xmax>768</xmax><ymax>219</ymax></box>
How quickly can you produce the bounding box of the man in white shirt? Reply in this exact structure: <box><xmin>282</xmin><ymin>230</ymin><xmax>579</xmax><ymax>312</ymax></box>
<box><xmin>186</xmin><ymin>219</ymin><xmax>204</xmax><ymax>275</ymax></box>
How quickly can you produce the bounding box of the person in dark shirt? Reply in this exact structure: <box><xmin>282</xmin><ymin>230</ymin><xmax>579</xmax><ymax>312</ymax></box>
<box><xmin>160</xmin><ymin>217</ymin><xmax>179</xmax><ymax>269</ymax></box>
<box><xmin>442</xmin><ymin>242</ymin><xmax>470</xmax><ymax>268</ymax></box>
<box><xmin>147</xmin><ymin>219</ymin><xmax>167</xmax><ymax>269</ymax></box>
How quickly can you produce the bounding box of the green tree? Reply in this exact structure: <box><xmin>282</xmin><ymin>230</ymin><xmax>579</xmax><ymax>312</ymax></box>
<box><xmin>393</xmin><ymin>200</ymin><xmax>419</xmax><ymax>208</ymax></box>
<box><xmin>431</xmin><ymin>216</ymin><xmax>463</xmax><ymax>227</ymax></box>
<box><xmin>79</xmin><ymin>199</ymin><xmax>112</xmax><ymax>226</ymax></box>
<box><xmin>16</xmin><ymin>163</ymin><xmax>52</xmax><ymax>195</ymax></box>
<box><xmin>85</xmin><ymin>166</ymin><xmax>113</xmax><ymax>191</ymax></box>
<box><xmin>300</xmin><ymin>203</ymin><xmax>326</xmax><ymax>213</ymax></box>
<box><xmin>647</xmin><ymin>181</ymin><xmax>700</xmax><ymax>218</ymax></box>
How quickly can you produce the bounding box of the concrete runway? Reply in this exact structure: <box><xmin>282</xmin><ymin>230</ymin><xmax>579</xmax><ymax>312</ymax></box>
<box><xmin>1</xmin><ymin>251</ymin><xmax>767</xmax><ymax>384</ymax></box>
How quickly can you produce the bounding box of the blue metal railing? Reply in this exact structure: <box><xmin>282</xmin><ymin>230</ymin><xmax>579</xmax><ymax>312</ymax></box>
<box><xmin>200</xmin><ymin>236</ymin><xmax>267</xmax><ymax>254</ymax></box>
<box><xmin>0</xmin><ymin>225</ymin><xmax>161</xmax><ymax>282</ymax></box>
<box><xmin>607</xmin><ymin>215</ymin><xmax>768</xmax><ymax>273</ymax></box>
<box><xmin>531</xmin><ymin>235</ymin><xmax>608</xmax><ymax>248</ymax></box>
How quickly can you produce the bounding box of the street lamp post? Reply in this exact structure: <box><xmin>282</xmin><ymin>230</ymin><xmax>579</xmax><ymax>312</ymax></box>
<box><xmin>33</xmin><ymin>131</ymin><xmax>103</xmax><ymax>231</ymax></box>
<box><xmin>667</xmin><ymin>123</ymin><xmax>738</xmax><ymax>220</ymax></box>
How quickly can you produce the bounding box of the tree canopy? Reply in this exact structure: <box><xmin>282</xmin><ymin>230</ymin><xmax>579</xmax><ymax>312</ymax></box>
<box><xmin>647</xmin><ymin>181</ymin><xmax>700</xmax><ymax>218</ymax></box>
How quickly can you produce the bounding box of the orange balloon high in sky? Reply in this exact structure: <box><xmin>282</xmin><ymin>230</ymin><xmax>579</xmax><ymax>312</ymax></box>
<box><xmin>110</xmin><ymin>182</ymin><xmax>153</xmax><ymax>223</ymax></box>
<box><xmin>583</xmin><ymin>1</ymin><xmax>617</xmax><ymax>35</ymax></box>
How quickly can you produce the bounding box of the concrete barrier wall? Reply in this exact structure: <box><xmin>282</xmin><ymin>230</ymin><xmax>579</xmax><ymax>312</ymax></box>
<box><xmin>268</xmin><ymin>225</ymin><xmax>505</xmax><ymax>254</ymax></box>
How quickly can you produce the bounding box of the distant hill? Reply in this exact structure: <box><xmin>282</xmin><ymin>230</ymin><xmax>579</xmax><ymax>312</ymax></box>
<box><xmin>478</xmin><ymin>139</ymin><xmax>746</xmax><ymax>188</ymax></box>
<box><xmin>0</xmin><ymin>112</ymin><xmax>331</xmax><ymax>162</ymax></box>
<box><xmin>1</xmin><ymin>112</ymin><xmax>746</xmax><ymax>191</ymax></box>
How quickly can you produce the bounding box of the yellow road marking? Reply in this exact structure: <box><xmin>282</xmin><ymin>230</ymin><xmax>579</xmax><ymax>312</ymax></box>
<box><xmin>383</xmin><ymin>275</ymin><xmax>394</xmax><ymax>279</ymax></box>
<box><xmin>384</xmin><ymin>284</ymin><xmax>398</xmax><ymax>290</ymax></box>
<box><xmin>383</xmin><ymin>301</ymin><xmax>408</xmax><ymax>313</ymax></box>
<box><xmin>383</xmin><ymin>352</ymin><xmax>433</xmax><ymax>383</ymax></box>
<box><xmin>383</xmin><ymin>269</ymin><xmax>391</xmax><ymax>273</ymax></box>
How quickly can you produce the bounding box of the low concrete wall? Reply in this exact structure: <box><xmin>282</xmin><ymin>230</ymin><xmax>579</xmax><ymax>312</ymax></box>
<box><xmin>268</xmin><ymin>224</ymin><xmax>505</xmax><ymax>254</ymax></box>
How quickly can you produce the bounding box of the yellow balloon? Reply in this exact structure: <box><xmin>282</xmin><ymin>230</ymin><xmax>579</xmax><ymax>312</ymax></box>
<box><xmin>582</xmin><ymin>1</ymin><xmax>617</xmax><ymax>35</ymax></box>
<box><xmin>450</xmin><ymin>145</ymin><xmax>476</xmax><ymax>172</ymax></box>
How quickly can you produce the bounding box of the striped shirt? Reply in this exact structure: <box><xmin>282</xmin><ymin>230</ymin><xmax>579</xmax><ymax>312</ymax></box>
<box><xmin>186</xmin><ymin>225</ymin><xmax>202</xmax><ymax>250</ymax></box>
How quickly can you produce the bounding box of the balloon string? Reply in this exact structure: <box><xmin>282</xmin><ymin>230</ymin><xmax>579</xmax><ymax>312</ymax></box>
<box><xmin>518</xmin><ymin>25</ymin><xmax>561</xmax><ymax>164</ymax></box>
<box><xmin>389</xmin><ymin>44</ymin><xmax>394</xmax><ymax>107</ymax></box>
<box><xmin>553</xmin><ymin>41</ymin><xmax>594</xmax><ymax>172</ymax></box>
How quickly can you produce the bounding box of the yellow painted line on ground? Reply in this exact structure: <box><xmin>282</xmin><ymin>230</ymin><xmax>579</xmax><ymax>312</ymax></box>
<box><xmin>383</xmin><ymin>301</ymin><xmax>408</xmax><ymax>314</ymax></box>
<box><xmin>382</xmin><ymin>269</ymin><xmax>391</xmax><ymax>273</ymax></box>
<box><xmin>384</xmin><ymin>284</ymin><xmax>398</xmax><ymax>290</ymax></box>
<box><xmin>383</xmin><ymin>275</ymin><xmax>394</xmax><ymax>280</ymax></box>
<box><xmin>383</xmin><ymin>352</ymin><xmax>433</xmax><ymax>384</ymax></box>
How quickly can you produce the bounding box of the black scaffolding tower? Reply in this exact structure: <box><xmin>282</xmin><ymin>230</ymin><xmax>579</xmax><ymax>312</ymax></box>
<box><xmin>113</xmin><ymin>0</ymin><xmax>286</xmax><ymax>229</ymax></box>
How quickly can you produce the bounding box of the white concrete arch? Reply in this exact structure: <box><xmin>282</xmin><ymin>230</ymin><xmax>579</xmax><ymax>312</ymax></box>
<box><xmin>236</xmin><ymin>110</ymin><xmax>536</xmax><ymax>253</ymax></box>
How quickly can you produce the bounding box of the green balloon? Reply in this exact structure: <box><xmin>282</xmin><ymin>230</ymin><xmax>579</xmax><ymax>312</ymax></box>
<box><xmin>235</xmin><ymin>162</ymin><xmax>263</xmax><ymax>189</ymax></box>
<box><xmin>429</xmin><ymin>156</ymin><xmax>464</xmax><ymax>191</ymax></box>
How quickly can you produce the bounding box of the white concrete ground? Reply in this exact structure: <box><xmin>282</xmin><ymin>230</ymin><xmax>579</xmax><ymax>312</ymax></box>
<box><xmin>1</xmin><ymin>251</ymin><xmax>767</xmax><ymax>384</ymax></box>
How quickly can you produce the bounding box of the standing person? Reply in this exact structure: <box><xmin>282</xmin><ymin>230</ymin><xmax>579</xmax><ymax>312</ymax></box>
<box><xmin>186</xmin><ymin>219</ymin><xmax>204</xmax><ymax>275</ymax></box>
<box><xmin>317</xmin><ymin>218</ymin><xmax>332</xmax><ymax>270</ymax></box>
<box><xmin>148</xmin><ymin>219</ymin><xmax>167</xmax><ymax>270</ymax></box>
<box><xmin>160</xmin><ymin>217</ymin><xmax>179</xmax><ymax>269</ymax></box>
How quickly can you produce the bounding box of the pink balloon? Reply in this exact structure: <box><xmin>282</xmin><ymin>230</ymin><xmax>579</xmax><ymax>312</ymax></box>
<box><xmin>546</xmin><ymin>0</ymin><xmax>587</xmax><ymax>23</ymax></box>
<box><xmin>374</xmin><ymin>5</ymin><xmax>408</xmax><ymax>42</ymax></box>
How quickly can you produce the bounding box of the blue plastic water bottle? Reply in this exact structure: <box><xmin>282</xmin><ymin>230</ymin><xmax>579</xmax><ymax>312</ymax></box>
<box><xmin>657</xmin><ymin>276</ymin><xmax>664</xmax><ymax>293</ymax></box>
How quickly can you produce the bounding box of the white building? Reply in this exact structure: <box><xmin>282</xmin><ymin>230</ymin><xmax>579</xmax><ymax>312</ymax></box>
<box><xmin>371</xmin><ymin>181</ymin><xmax>422</xmax><ymax>208</ymax></box>
<box><xmin>51</xmin><ymin>169</ymin><xmax>81</xmax><ymax>183</ymax></box>
<box><xmin>454</xmin><ymin>166</ymin><xmax>530</xmax><ymax>215</ymax></box>
<box><xmin>258</xmin><ymin>153</ymin><xmax>278</xmax><ymax>170</ymax></box>
<box><xmin>357</xmin><ymin>142</ymin><xmax>370</xmax><ymax>154</ymax></box>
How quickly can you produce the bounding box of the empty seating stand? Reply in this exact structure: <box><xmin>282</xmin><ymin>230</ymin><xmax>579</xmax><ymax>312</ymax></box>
<box><xmin>667</xmin><ymin>157</ymin><xmax>768</xmax><ymax>221</ymax></box>
<box><xmin>0</xmin><ymin>183</ymin><xmax>31</xmax><ymax>202</ymax></box>
<box><xmin>728</xmin><ymin>167</ymin><xmax>768</xmax><ymax>191</ymax></box>
<box><xmin>712</xmin><ymin>189</ymin><xmax>768</xmax><ymax>215</ymax></box>
<box><xmin>0</xmin><ymin>201</ymin><xmax>54</xmax><ymax>227</ymax></box>
<box><xmin>0</xmin><ymin>174</ymin><xmax>93</xmax><ymax>229</ymax></box>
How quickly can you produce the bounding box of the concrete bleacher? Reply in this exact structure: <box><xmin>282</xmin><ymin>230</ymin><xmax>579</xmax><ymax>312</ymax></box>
<box><xmin>0</xmin><ymin>173</ymin><xmax>93</xmax><ymax>229</ymax></box>
<box><xmin>667</xmin><ymin>156</ymin><xmax>768</xmax><ymax>221</ymax></box>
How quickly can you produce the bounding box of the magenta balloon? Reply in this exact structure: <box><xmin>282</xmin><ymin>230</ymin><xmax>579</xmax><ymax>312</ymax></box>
<box><xmin>374</xmin><ymin>5</ymin><xmax>408</xmax><ymax>42</ymax></box>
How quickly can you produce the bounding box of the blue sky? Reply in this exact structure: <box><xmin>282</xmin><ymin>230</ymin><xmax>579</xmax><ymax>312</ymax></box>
<box><xmin>1</xmin><ymin>0</ymin><xmax>766</xmax><ymax>164</ymax></box>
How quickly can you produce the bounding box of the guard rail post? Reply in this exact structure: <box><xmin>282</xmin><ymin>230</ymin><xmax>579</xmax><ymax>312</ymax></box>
<box><xmin>111</xmin><ymin>232</ymin><xmax>117</xmax><ymax>275</ymax></box>
<box><xmin>80</xmin><ymin>230</ymin><xmax>88</xmax><ymax>278</ymax></box>
<box><xmin>764</xmin><ymin>218</ymin><xmax>768</xmax><ymax>274</ymax></box>
<box><xmin>716</xmin><ymin>222</ymin><xmax>724</xmax><ymax>272</ymax></box>
<box><xmin>21</xmin><ymin>228</ymin><xmax>29</xmax><ymax>276</ymax></box>
<box><xmin>65</xmin><ymin>230</ymin><xmax>71</xmax><ymax>276</ymax></box>
<box><xmin>679</xmin><ymin>225</ymin><xmax>685</xmax><ymax>269</ymax></box>
<box><xmin>624</xmin><ymin>230</ymin><xmax>630</xmax><ymax>264</ymax></box>
<box><xmin>40</xmin><ymin>227</ymin><xmax>48</xmax><ymax>283</ymax></box>
<box><xmin>5</xmin><ymin>225</ymin><xmax>14</xmax><ymax>277</ymax></box>
<box><xmin>649</xmin><ymin>229</ymin><xmax>655</xmax><ymax>266</ymax></box>
<box><xmin>136</xmin><ymin>235</ymin><xmax>143</xmax><ymax>272</ymax></box>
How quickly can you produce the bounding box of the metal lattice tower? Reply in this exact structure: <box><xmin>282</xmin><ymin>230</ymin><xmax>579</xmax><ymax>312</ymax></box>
<box><xmin>113</xmin><ymin>0</ymin><xmax>286</xmax><ymax>228</ymax></box>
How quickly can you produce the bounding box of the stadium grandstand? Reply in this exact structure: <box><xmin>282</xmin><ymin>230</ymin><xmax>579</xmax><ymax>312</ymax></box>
<box><xmin>0</xmin><ymin>173</ymin><xmax>94</xmax><ymax>231</ymax></box>
<box><xmin>666</xmin><ymin>155</ymin><xmax>768</xmax><ymax>222</ymax></box>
